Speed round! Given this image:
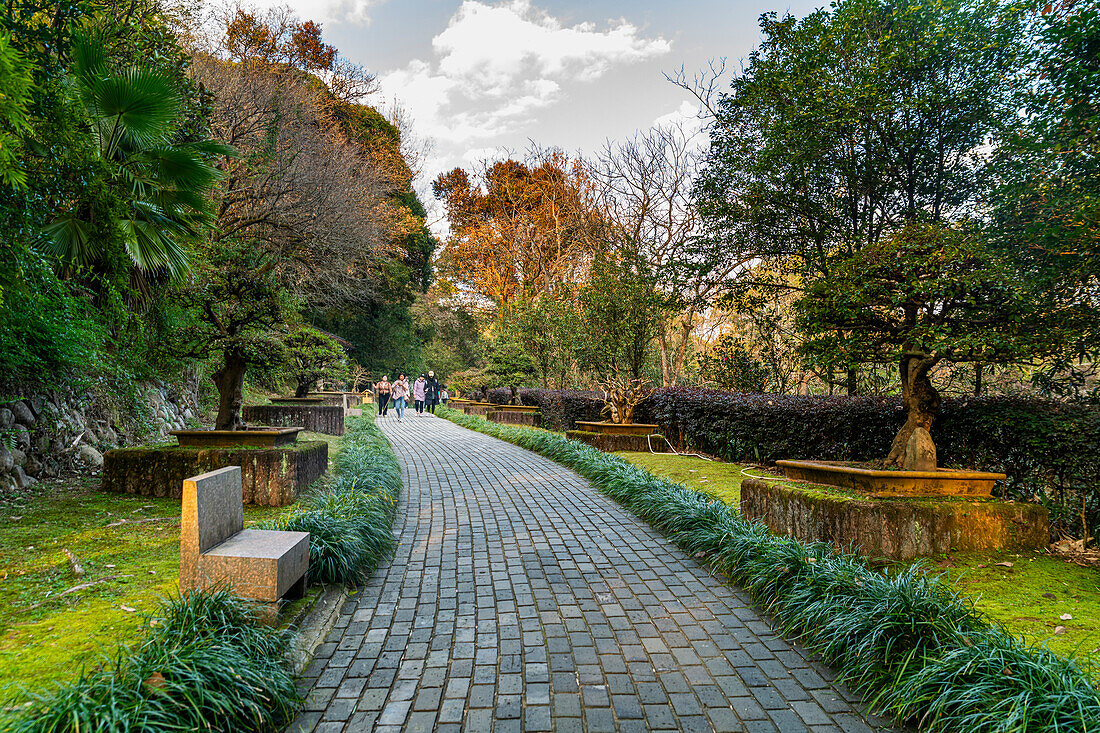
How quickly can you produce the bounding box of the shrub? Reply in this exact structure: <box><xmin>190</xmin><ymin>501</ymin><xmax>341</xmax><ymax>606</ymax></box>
<box><xmin>7</xmin><ymin>590</ymin><xmax>299</xmax><ymax>732</ymax></box>
<box><xmin>440</xmin><ymin>408</ymin><xmax>1100</xmax><ymax>732</ymax></box>
<box><xmin>513</xmin><ymin>388</ymin><xmax>607</xmax><ymax>430</ymax></box>
<box><xmin>259</xmin><ymin>409</ymin><xmax>399</xmax><ymax>585</ymax></box>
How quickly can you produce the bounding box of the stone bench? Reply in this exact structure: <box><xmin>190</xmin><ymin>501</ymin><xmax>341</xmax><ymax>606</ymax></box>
<box><xmin>180</xmin><ymin>466</ymin><xmax>310</xmax><ymax>602</ymax></box>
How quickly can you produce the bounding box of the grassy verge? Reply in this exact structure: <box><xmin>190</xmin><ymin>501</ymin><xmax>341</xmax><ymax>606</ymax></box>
<box><xmin>2</xmin><ymin>413</ymin><xmax>401</xmax><ymax>730</ymax></box>
<box><xmin>617</xmin><ymin>451</ymin><xmax>1100</xmax><ymax>664</ymax></box>
<box><xmin>441</xmin><ymin>408</ymin><xmax>1100</xmax><ymax>732</ymax></box>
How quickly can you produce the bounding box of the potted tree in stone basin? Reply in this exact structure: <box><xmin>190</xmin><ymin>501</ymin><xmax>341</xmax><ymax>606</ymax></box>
<box><xmin>273</xmin><ymin>327</ymin><xmax>347</xmax><ymax>404</ymax></box>
<box><xmin>783</xmin><ymin>222</ymin><xmax>1087</xmax><ymax>496</ymax></box>
<box><xmin>570</xmin><ymin>249</ymin><xmax>665</xmax><ymax>447</ymax></box>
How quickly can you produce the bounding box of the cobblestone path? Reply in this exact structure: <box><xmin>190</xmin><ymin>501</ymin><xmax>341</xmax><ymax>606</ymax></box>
<box><xmin>290</xmin><ymin>414</ymin><xmax>897</xmax><ymax>733</ymax></box>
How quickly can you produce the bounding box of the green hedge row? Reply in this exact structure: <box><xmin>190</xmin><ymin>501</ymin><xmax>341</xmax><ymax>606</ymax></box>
<box><xmin>259</xmin><ymin>412</ymin><xmax>400</xmax><ymax>584</ymax></box>
<box><xmin>439</xmin><ymin>408</ymin><xmax>1100</xmax><ymax>733</ymax></box>
<box><xmin>5</xmin><ymin>411</ymin><xmax>401</xmax><ymax>732</ymax></box>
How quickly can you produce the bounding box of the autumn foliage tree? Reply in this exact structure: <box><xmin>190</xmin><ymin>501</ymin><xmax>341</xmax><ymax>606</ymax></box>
<box><xmin>433</xmin><ymin>149</ymin><xmax>605</xmax><ymax>311</ymax></box>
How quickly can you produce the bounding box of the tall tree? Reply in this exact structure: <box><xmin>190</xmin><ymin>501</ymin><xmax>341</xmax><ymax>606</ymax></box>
<box><xmin>593</xmin><ymin>120</ymin><xmax>744</xmax><ymax>386</ymax></box>
<box><xmin>433</xmin><ymin>148</ymin><xmax>605</xmax><ymax>311</ymax></box>
<box><xmin>695</xmin><ymin>0</ymin><xmax>1027</xmax><ymax>393</ymax></box>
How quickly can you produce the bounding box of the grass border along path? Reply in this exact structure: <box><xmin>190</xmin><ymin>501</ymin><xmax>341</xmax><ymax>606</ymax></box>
<box><xmin>439</xmin><ymin>408</ymin><xmax>1100</xmax><ymax>733</ymax></box>
<box><xmin>4</xmin><ymin>412</ymin><xmax>400</xmax><ymax>732</ymax></box>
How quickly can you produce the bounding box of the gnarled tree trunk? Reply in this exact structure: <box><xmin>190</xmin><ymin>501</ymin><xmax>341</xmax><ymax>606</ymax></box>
<box><xmin>213</xmin><ymin>349</ymin><xmax>247</xmax><ymax>430</ymax></box>
<box><xmin>886</xmin><ymin>352</ymin><xmax>941</xmax><ymax>468</ymax></box>
<box><xmin>294</xmin><ymin>378</ymin><xmax>312</xmax><ymax>397</ymax></box>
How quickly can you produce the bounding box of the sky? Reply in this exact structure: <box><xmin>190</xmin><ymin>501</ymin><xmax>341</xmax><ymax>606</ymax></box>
<box><xmin>241</xmin><ymin>0</ymin><xmax>821</xmax><ymax>220</ymax></box>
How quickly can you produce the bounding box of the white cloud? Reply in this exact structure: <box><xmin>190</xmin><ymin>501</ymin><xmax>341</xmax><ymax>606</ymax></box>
<box><xmin>652</xmin><ymin>100</ymin><xmax>705</xmax><ymax>135</ymax></box>
<box><xmin>380</xmin><ymin>0</ymin><xmax>670</xmax><ymax>181</ymax></box>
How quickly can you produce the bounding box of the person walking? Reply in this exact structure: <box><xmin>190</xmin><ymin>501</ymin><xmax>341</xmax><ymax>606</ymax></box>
<box><xmin>391</xmin><ymin>374</ymin><xmax>409</xmax><ymax>422</ymax></box>
<box><xmin>440</xmin><ymin>385</ymin><xmax>449</xmax><ymax>407</ymax></box>
<box><xmin>413</xmin><ymin>373</ymin><xmax>427</xmax><ymax>416</ymax></box>
<box><xmin>375</xmin><ymin>376</ymin><xmax>391</xmax><ymax>417</ymax></box>
<box><xmin>426</xmin><ymin>371</ymin><xmax>441</xmax><ymax>414</ymax></box>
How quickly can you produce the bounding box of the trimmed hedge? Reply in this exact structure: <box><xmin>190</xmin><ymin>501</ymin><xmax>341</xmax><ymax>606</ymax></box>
<box><xmin>5</xmin><ymin>409</ymin><xmax>401</xmax><ymax>731</ymax></box>
<box><xmin>440</xmin><ymin>408</ymin><xmax>1100</xmax><ymax>732</ymax></box>
<box><xmin>509</xmin><ymin>388</ymin><xmax>607</xmax><ymax>430</ymax></box>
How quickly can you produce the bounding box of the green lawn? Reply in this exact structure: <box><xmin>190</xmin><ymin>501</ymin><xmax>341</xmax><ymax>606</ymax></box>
<box><xmin>616</xmin><ymin>450</ymin><xmax>1100</xmax><ymax>664</ymax></box>
<box><xmin>0</xmin><ymin>430</ymin><xmax>338</xmax><ymax>698</ymax></box>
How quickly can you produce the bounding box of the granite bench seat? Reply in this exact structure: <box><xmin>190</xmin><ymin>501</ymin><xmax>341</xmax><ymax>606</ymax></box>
<box><xmin>180</xmin><ymin>466</ymin><xmax>310</xmax><ymax>602</ymax></box>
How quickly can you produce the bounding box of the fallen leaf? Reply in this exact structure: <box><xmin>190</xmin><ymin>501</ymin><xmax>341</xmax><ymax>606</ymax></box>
<box><xmin>144</xmin><ymin>672</ymin><xmax>166</xmax><ymax>690</ymax></box>
<box><xmin>1042</xmin><ymin>592</ymin><xmax>1057</xmax><ymax>600</ymax></box>
<box><xmin>1054</xmin><ymin>626</ymin><xmax>1067</xmax><ymax>635</ymax></box>
<box><xmin>120</xmin><ymin>605</ymin><xmax>137</xmax><ymax>613</ymax></box>
<box><xmin>994</xmin><ymin>561</ymin><xmax>1014</xmax><ymax>567</ymax></box>
<box><xmin>106</xmin><ymin>564</ymin><xmax>116</xmax><ymax>568</ymax></box>
<box><xmin>976</xmin><ymin>564</ymin><xmax>987</xmax><ymax>568</ymax></box>
<box><xmin>1060</xmin><ymin>613</ymin><xmax>1073</xmax><ymax>621</ymax></box>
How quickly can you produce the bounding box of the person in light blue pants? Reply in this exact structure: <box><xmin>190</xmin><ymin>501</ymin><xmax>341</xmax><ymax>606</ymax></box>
<box><xmin>391</xmin><ymin>374</ymin><xmax>409</xmax><ymax>421</ymax></box>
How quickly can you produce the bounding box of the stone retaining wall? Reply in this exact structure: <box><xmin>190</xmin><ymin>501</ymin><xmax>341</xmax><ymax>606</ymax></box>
<box><xmin>740</xmin><ymin>477</ymin><xmax>1049</xmax><ymax>560</ymax></box>
<box><xmin>0</xmin><ymin>380</ymin><xmax>199</xmax><ymax>493</ymax></box>
<box><xmin>102</xmin><ymin>441</ymin><xmax>328</xmax><ymax>506</ymax></box>
<box><xmin>565</xmin><ymin>430</ymin><xmax>669</xmax><ymax>453</ymax></box>
<box><xmin>243</xmin><ymin>405</ymin><xmax>344</xmax><ymax>435</ymax></box>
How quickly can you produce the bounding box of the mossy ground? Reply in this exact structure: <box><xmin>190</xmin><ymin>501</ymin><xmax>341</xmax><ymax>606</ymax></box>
<box><xmin>0</xmin><ymin>430</ymin><xmax>338</xmax><ymax>698</ymax></box>
<box><xmin>616</xmin><ymin>451</ymin><xmax>1100</xmax><ymax>668</ymax></box>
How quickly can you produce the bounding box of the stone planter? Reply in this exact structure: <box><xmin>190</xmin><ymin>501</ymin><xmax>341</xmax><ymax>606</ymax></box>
<box><xmin>102</xmin><ymin>441</ymin><xmax>328</xmax><ymax>506</ymax></box>
<box><xmin>741</xmin><ymin>477</ymin><xmax>1049</xmax><ymax>561</ymax></box>
<box><xmin>270</xmin><ymin>397</ymin><xmax>325</xmax><ymax>406</ymax></box>
<box><xmin>775</xmin><ymin>459</ymin><xmax>1005</xmax><ymax>498</ymax></box>
<box><xmin>489</xmin><ymin>409</ymin><xmax>541</xmax><ymax>427</ymax></box>
<box><xmin>497</xmin><ymin>405</ymin><xmax>540</xmax><ymax>414</ymax></box>
<box><xmin>242</xmin><ymin>405</ymin><xmax>344</xmax><ymax>436</ymax></box>
<box><xmin>170</xmin><ymin>428</ymin><xmax>301</xmax><ymax>448</ymax></box>
<box><xmin>310</xmin><ymin>392</ymin><xmax>363</xmax><ymax>409</ymax></box>
<box><xmin>574</xmin><ymin>421</ymin><xmax>660</xmax><ymax>436</ymax></box>
<box><xmin>462</xmin><ymin>402</ymin><xmax>496</xmax><ymax>417</ymax></box>
<box><xmin>566</xmin><ymin>429</ymin><xmax>668</xmax><ymax>453</ymax></box>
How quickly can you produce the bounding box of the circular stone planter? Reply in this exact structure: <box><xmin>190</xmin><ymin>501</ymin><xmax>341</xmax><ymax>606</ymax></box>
<box><xmin>170</xmin><ymin>428</ymin><xmax>302</xmax><ymax>448</ymax></box>
<box><xmin>775</xmin><ymin>459</ymin><xmax>1006</xmax><ymax>498</ymax></box>
<box><xmin>270</xmin><ymin>397</ymin><xmax>325</xmax><ymax>406</ymax></box>
<box><xmin>574</xmin><ymin>421</ymin><xmax>660</xmax><ymax>436</ymax></box>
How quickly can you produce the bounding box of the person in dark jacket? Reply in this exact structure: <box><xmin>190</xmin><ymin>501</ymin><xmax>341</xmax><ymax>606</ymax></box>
<box><xmin>425</xmin><ymin>371</ymin><xmax>441</xmax><ymax>414</ymax></box>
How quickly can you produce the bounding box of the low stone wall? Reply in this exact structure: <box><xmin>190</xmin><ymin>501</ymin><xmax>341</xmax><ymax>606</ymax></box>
<box><xmin>566</xmin><ymin>430</ymin><xmax>669</xmax><ymax>453</ymax></box>
<box><xmin>243</xmin><ymin>405</ymin><xmax>344</xmax><ymax>435</ymax></box>
<box><xmin>489</xmin><ymin>411</ymin><xmax>541</xmax><ymax>427</ymax></box>
<box><xmin>740</xmin><ymin>477</ymin><xmax>1049</xmax><ymax>561</ymax></box>
<box><xmin>102</xmin><ymin>441</ymin><xmax>328</xmax><ymax>506</ymax></box>
<box><xmin>463</xmin><ymin>404</ymin><xmax>495</xmax><ymax>417</ymax></box>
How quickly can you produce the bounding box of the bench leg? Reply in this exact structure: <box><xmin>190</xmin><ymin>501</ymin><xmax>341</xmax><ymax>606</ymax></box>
<box><xmin>286</xmin><ymin>572</ymin><xmax>308</xmax><ymax>600</ymax></box>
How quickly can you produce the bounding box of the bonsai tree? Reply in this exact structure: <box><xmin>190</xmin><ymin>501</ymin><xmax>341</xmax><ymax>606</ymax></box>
<box><xmin>799</xmin><ymin>223</ymin><xmax>1084</xmax><ymax>468</ymax></box>
<box><xmin>285</xmin><ymin>327</ymin><xmax>347</xmax><ymax>397</ymax></box>
<box><xmin>578</xmin><ymin>249</ymin><xmax>662</xmax><ymax>423</ymax></box>
<box><xmin>175</xmin><ymin>241</ymin><xmax>292</xmax><ymax>430</ymax></box>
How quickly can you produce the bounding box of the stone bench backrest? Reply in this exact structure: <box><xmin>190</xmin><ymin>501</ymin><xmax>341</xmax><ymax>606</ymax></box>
<box><xmin>180</xmin><ymin>466</ymin><xmax>245</xmax><ymax>590</ymax></box>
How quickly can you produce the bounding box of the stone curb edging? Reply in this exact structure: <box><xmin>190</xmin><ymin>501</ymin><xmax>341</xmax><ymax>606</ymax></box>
<box><xmin>285</xmin><ymin>584</ymin><xmax>349</xmax><ymax>675</ymax></box>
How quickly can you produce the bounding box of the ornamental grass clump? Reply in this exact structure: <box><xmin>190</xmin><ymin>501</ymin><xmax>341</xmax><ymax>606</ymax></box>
<box><xmin>7</xmin><ymin>590</ymin><xmax>299</xmax><ymax>732</ymax></box>
<box><xmin>258</xmin><ymin>411</ymin><xmax>399</xmax><ymax>585</ymax></box>
<box><xmin>439</xmin><ymin>408</ymin><xmax>1100</xmax><ymax>732</ymax></box>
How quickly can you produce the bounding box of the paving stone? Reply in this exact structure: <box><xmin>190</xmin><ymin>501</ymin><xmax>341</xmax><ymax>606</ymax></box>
<box><xmin>294</xmin><ymin>415</ymin><xmax>895</xmax><ymax>732</ymax></box>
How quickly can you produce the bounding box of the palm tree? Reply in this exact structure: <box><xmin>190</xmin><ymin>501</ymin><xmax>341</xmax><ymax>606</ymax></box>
<box><xmin>44</xmin><ymin>30</ymin><xmax>230</xmax><ymax>279</ymax></box>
